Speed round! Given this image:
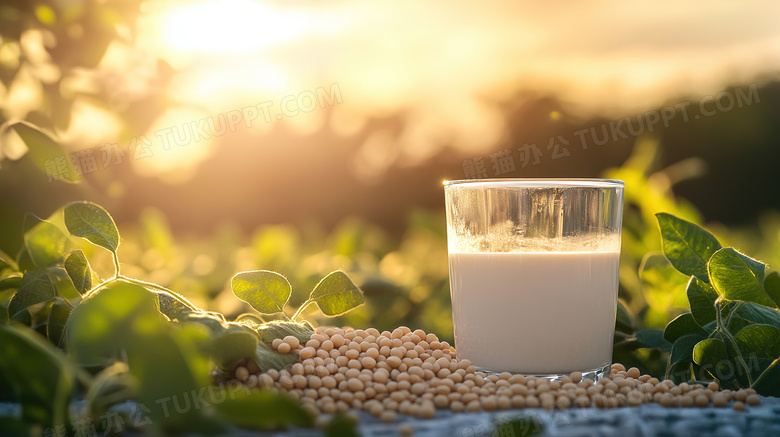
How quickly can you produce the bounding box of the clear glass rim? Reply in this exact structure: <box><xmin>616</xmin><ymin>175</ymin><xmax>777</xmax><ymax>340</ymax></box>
<box><xmin>443</xmin><ymin>178</ymin><xmax>624</xmax><ymax>188</ymax></box>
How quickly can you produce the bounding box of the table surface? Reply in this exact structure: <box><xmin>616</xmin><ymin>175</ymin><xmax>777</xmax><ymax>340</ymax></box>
<box><xmin>3</xmin><ymin>397</ymin><xmax>780</xmax><ymax>437</ymax></box>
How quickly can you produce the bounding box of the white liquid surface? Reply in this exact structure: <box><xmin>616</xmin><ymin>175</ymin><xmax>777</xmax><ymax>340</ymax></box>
<box><xmin>448</xmin><ymin>251</ymin><xmax>619</xmax><ymax>374</ymax></box>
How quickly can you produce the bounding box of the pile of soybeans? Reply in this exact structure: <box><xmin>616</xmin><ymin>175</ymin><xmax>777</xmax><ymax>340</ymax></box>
<box><xmin>231</xmin><ymin>326</ymin><xmax>761</xmax><ymax>424</ymax></box>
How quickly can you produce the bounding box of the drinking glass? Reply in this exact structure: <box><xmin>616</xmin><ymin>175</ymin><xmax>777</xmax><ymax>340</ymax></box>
<box><xmin>444</xmin><ymin>178</ymin><xmax>624</xmax><ymax>380</ymax></box>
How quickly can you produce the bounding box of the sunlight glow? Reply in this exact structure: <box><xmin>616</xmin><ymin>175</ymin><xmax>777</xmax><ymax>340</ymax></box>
<box><xmin>159</xmin><ymin>0</ymin><xmax>308</xmax><ymax>53</ymax></box>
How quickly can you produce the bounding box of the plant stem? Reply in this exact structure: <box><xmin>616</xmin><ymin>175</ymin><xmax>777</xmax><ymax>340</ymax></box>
<box><xmin>112</xmin><ymin>252</ymin><xmax>121</xmax><ymax>279</ymax></box>
<box><xmin>715</xmin><ymin>299</ymin><xmax>754</xmax><ymax>387</ymax></box>
<box><xmin>291</xmin><ymin>299</ymin><xmax>314</xmax><ymax>322</ymax></box>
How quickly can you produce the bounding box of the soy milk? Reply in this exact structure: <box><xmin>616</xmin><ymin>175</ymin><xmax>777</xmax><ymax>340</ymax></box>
<box><xmin>448</xmin><ymin>251</ymin><xmax>620</xmax><ymax>374</ymax></box>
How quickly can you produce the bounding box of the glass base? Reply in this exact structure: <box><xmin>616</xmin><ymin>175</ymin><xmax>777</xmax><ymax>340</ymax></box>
<box><xmin>474</xmin><ymin>362</ymin><xmax>611</xmax><ymax>383</ymax></box>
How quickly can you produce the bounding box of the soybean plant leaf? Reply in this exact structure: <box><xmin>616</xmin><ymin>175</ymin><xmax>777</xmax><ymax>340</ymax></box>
<box><xmin>656</xmin><ymin>213</ymin><xmax>721</xmax><ymax>280</ymax></box>
<box><xmin>231</xmin><ymin>270</ymin><xmax>291</xmax><ymax>315</ymax></box>
<box><xmin>256</xmin><ymin>321</ymin><xmax>314</xmax><ymax>344</ymax></box>
<box><xmin>687</xmin><ymin>276</ymin><xmax>719</xmax><ymax>327</ymax></box>
<box><xmin>11</xmin><ymin>121</ymin><xmax>80</xmax><ymax>183</ymax></box>
<box><xmin>181</xmin><ymin>311</ymin><xmax>228</xmax><ymax>333</ymax></box>
<box><xmin>615</xmin><ymin>300</ymin><xmax>633</xmax><ymax>334</ymax></box>
<box><xmin>23</xmin><ymin>213</ymin><xmax>73</xmax><ymax>268</ymax></box>
<box><xmin>64</xmin><ymin>250</ymin><xmax>92</xmax><ymax>295</ymax></box>
<box><xmin>635</xmin><ymin>328</ymin><xmax>673</xmax><ymax>352</ymax></box>
<box><xmin>664</xmin><ymin>313</ymin><xmax>702</xmax><ymax>343</ymax></box>
<box><xmin>738</xmin><ymin>252</ymin><xmax>767</xmax><ymax>283</ymax></box>
<box><xmin>67</xmin><ymin>280</ymin><xmax>164</xmax><ymax>366</ymax></box>
<box><xmin>157</xmin><ymin>293</ymin><xmax>193</xmax><ymax>321</ymax></box>
<box><xmin>0</xmin><ymin>324</ymin><xmax>74</xmax><ymax>427</ymax></box>
<box><xmin>47</xmin><ymin>298</ymin><xmax>72</xmax><ymax>347</ymax></box>
<box><xmin>86</xmin><ymin>362</ymin><xmax>135</xmax><ymax>420</ymax></box>
<box><xmin>0</xmin><ymin>273</ymin><xmax>22</xmax><ymax>291</ymax></box>
<box><xmin>736</xmin><ymin>302</ymin><xmax>780</xmax><ymax>330</ymax></box>
<box><xmin>256</xmin><ymin>341</ymin><xmax>298</xmax><ymax>371</ymax></box>
<box><xmin>493</xmin><ymin>414</ymin><xmax>544</xmax><ymax>437</ymax></box>
<box><xmin>709</xmin><ymin>248</ymin><xmax>775</xmax><ymax>308</ymax></box>
<box><xmin>0</xmin><ymin>417</ymin><xmax>33</xmax><ymax>436</ymax></box>
<box><xmin>209</xmin><ymin>325</ymin><xmax>258</xmax><ymax>370</ymax></box>
<box><xmin>669</xmin><ymin>333</ymin><xmax>706</xmax><ymax>367</ymax></box>
<box><xmin>764</xmin><ymin>272</ymin><xmax>780</xmax><ymax>308</ymax></box>
<box><xmin>310</xmin><ymin>271</ymin><xmax>364</xmax><ymax>316</ymax></box>
<box><xmin>63</xmin><ymin>202</ymin><xmax>120</xmax><ymax>253</ymax></box>
<box><xmin>692</xmin><ymin>338</ymin><xmax>729</xmax><ymax>379</ymax></box>
<box><xmin>127</xmin><ymin>331</ymin><xmax>205</xmax><ymax>432</ymax></box>
<box><xmin>214</xmin><ymin>389</ymin><xmax>312</xmax><ymax>430</ymax></box>
<box><xmin>734</xmin><ymin>324</ymin><xmax>780</xmax><ymax>360</ymax></box>
<box><xmin>753</xmin><ymin>358</ymin><xmax>780</xmax><ymax>396</ymax></box>
<box><xmin>325</xmin><ymin>415</ymin><xmax>360</xmax><ymax>437</ymax></box>
<box><xmin>8</xmin><ymin>270</ymin><xmax>56</xmax><ymax>319</ymax></box>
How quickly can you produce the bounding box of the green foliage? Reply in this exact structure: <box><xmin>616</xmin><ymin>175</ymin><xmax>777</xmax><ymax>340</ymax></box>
<box><xmin>63</xmin><ymin>250</ymin><xmax>92</xmax><ymax>295</ymax></box>
<box><xmin>231</xmin><ymin>270</ymin><xmax>291</xmax><ymax>315</ymax></box>
<box><xmin>212</xmin><ymin>389</ymin><xmax>313</xmax><ymax>430</ymax></box>
<box><xmin>64</xmin><ymin>202</ymin><xmax>121</xmax><ymax>255</ymax></box>
<box><xmin>657</xmin><ymin>213</ymin><xmax>722</xmax><ymax>280</ymax></box>
<box><xmin>309</xmin><ymin>270</ymin><xmax>365</xmax><ymax>317</ymax></box>
<box><xmin>10</xmin><ymin>122</ymin><xmax>80</xmax><ymax>183</ymax></box>
<box><xmin>8</xmin><ymin>270</ymin><xmax>56</xmax><ymax>319</ymax></box>
<box><xmin>0</xmin><ymin>201</ymin><xmax>366</xmax><ymax>433</ymax></box>
<box><xmin>708</xmin><ymin>248</ymin><xmax>773</xmax><ymax>307</ymax></box>
<box><xmin>24</xmin><ymin>213</ymin><xmax>73</xmax><ymax>268</ymax></box>
<box><xmin>0</xmin><ymin>323</ymin><xmax>75</xmax><ymax>427</ymax></box>
<box><xmin>651</xmin><ymin>212</ymin><xmax>780</xmax><ymax>394</ymax></box>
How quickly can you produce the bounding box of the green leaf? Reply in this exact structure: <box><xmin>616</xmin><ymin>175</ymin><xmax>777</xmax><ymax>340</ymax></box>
<box><xmin>86</xmin><ymin>362</ymin><xmax>135</xmax><ymax>420</ymax></box>
<box><xmin>709</xmin><ymin>248</ymin><xmax>775</xmax><ymax>308</ymax></box>
<box><xmin>309</xmin><ymin>271</ymin><xmax>364</xmax><ymax>317</ymax></box>
<box><xmin>686</xmin><ymin>276</ymin><xmax>719</xmax><ymax>327</ymax></box>
<box><xmin>0</xmin><ymin>417</ymin><xmax>33</xmax><ymax>437</ymax></box>
<box><xmin>324</xmin><ymin>415</ymin><xmax>360</xmax><ymax>437</ymax></box>
<box><xmin>764</xmin><ymin>271</ymin><xmax>780</xmax><ymax>308</ymax></box>
<box><xmin>669</xmin><ymin>333</ymin><xmax>706</xmax><ymax>367</ymax></box>
<box><xmin>23</xmin><ymin>214</ymin><xmax>72</xmax><ymax>268</ymax></box>
<box><xmin>8</xmin><ymin>270</ymin><xmax>56</xmax><ymax>319</ymax></box>
<box><xmin>231</xmin><ymin>270</ymin><xmax>291</xmax><ymax>315</ymax></box>
<box><xmin>181</xmin><ymin>311</ymin><xmax>228</xmax><ymax>333</ymax></box>
<box><xmin>656</xmin><ymin>213</ymin><xmax>721</xmax><ymax>280</ymax></box>
<box><xmin>255</xmin><ymin>320</ymin><xmax>314</xmax><ymax>344</ymax></box>
<box><xmin>752</xmin><ymin>357</ymin><xmax>780</xmax><ymax>396</ymax></box>
<box><xmin>256</xmin><ymin>341</ymin><xmax>298</xmax><ymax>371</ymax></box>
<box><xmin>736</xmin><ymin>303</ymin><xmax>780</xmax><ymax>330</ymax></box>
<box><xmin>127</xmin><ymin>330</ymin><xmax>208</xmax><ymax>432</ymax></box>
<box><xmin>63</xmin><ymin>202</ymin><xmax>120</xmax><ymax>253</ymax></box>
<box><xmin>47</xmin><ymin>298</ymin><xmax>72</xmax><ymax>347</ymax></box>
<box><xmin>692</xmin><ymin>338</ymin><xmax>729</xmax><ymax>380</ymax></box>
<box><xmin>67</xmin><ymin>279</ymin><xmax>164</xmax><ymax>366</ymax></box>
<box><xmin>635</xmin><ymin>328</ymin><xmax>673</xmax><ymax>352</ymax></box>
<box><xmin>213</xmin><ymin>389</ymin><xmax>313</xmax><ymax>430</ymax></box>
<box><xmin>209</xmin><ymin>325</ymin><xmax>258</xmax><ymax>370</ymax></box>
<box><xmin>0</xmin><ymin>273</ymin><xmax>23</xmax><ymax>291</ymax></box>
<box><xmin>64</xmin><ymin>250</ymin><xmax>92</xmax><ymax>295</ymax></box>
<box><xmin>11</xmin><ymin>121</ymin><xmax>79</xmax><ymax>183</ymax></box>
<box><xmin>0</xmin><ymin>324</ymin><xmax>75</xmax><ymax>427</ymax></box>
<box><xmin>157</xmin><ymin>293</ymin><xmax>193</xmax><ymax>321</ymax></box>
<box><xmin>733</xmin><ymin>324</ymin><xmax>780</xmax><ymax>360</ymax></box>
<box><xmin>492</xmin><ymin>414</ymin><xmax>544</xmax><ymax>437</ymax></box>
<box><xmin>664</xmin><ymin>312</ymin><xmax>702</xmax><ymax>343</ymax></box>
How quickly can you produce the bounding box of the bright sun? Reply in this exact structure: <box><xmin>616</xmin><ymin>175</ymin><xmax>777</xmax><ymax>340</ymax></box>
<box><xmin>158</xmin><ymin>0</ymin><xmax>309</xmax><ymax>54</ymax></box>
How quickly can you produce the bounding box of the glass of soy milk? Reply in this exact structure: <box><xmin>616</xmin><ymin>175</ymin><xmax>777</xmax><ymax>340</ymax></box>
<box><xmin>444</xmin><ymin>179</ymin><xmax>624</xmax><ymax>381</ymax></box>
